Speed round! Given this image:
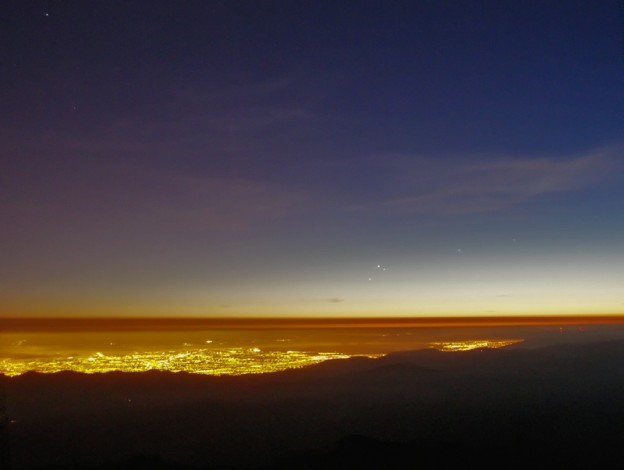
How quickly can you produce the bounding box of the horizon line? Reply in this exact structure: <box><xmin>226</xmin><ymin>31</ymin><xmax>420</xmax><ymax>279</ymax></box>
<box><xmin>2</xmin><ymin>314</ymin><xmax>624</xmax><ymax>331</ymax></box>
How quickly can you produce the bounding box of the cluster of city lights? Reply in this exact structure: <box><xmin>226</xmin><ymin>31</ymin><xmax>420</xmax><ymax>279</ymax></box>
<box><xmin>0</xmin><ymin>347</ymin><xmax>382</xmax><ymax>377</ymax></box>
<box><xmin>429</xmin><ymin>339</ymin><xmax>524</xmax><ymax>352</ymax></box>
<box><xmin>0</xmin><ymin>339</ymin><xmax>525</xmax><ymax>377</ymax></box>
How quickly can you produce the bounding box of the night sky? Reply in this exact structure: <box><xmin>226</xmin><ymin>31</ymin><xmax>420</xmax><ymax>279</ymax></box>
<box><xmin>2</xmin><ymin>1</ymin><xmax>623</xmax><ymax>318</ymax></box>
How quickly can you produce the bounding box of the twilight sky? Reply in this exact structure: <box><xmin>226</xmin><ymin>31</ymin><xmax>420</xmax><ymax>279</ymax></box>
<box><xmin>1</xmin><ymin>1</ymin><xmax>624</xmax><ymax>318</ymax></box>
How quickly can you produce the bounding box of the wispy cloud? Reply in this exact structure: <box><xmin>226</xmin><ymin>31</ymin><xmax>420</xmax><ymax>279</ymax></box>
<box><xmin>349</xmin><ymin>146</ymin><xmax>621</xmax><ymax>215</ymax></box>
<box><xmin>140</xmin><ymin>171</ymin><xmax>304</xmax><ymax>232</ymax></box>
<box><xmin>173</xmin><ymin>75</ymin><xmax>320</xmax><ymax>133</ymax></box>
<box><xmin>0</xmin><ymin>156</ymin><xmax>306</xmax><ymax>238</ymax></box>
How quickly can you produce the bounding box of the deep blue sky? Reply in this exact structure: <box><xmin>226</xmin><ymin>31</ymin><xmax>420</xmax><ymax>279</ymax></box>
<box><xmin>1</xmin><ymin>1</ymin><xmax>623</xmax><ymax>317</ymax></box>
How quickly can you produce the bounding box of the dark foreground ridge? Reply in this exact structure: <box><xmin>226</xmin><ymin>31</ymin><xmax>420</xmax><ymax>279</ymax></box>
<box><xmin>4</xmin><ymin>340</ymin><xmax>624</xmax><ymax>469</ymax></box>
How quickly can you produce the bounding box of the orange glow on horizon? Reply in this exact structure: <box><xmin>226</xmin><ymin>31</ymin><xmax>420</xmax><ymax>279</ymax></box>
<box><xmin>2</xmin><ymin>314</ymin><xmax>624</xmax><ymax>332</ymax></box>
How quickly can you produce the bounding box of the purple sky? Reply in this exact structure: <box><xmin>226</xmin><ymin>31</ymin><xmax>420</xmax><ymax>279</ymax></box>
<box><xmin>2</xmin><ymin>1</ymin><xmax>624</xmax><ymax>317</ymax></box>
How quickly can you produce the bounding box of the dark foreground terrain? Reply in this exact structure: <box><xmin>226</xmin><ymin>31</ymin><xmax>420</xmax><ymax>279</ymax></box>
<box><xmin>3</xmin><ymin>340</ymin><xmax>624</xmax><ymax>469</ymax></box>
